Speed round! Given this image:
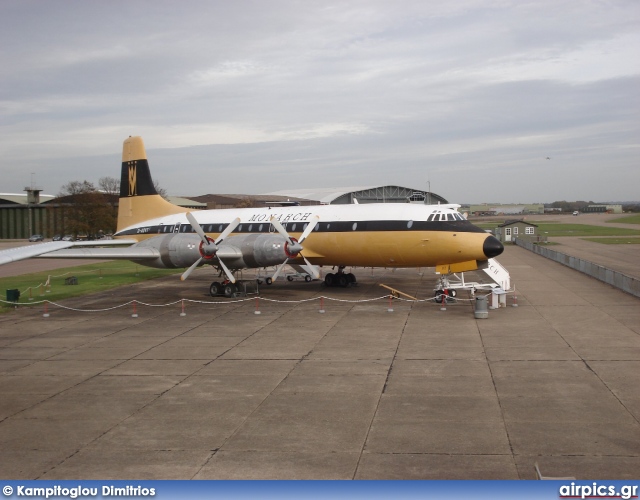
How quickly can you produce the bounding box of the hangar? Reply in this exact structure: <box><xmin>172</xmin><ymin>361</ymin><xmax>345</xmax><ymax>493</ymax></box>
<box><xmin>190</xmin><ymin>185</ymin><xmax>449</xmax><ymax>209</ymax></box>
<box><xmin>265</xmin><ymin>185</ymin><xmax>448</xmax><ymax>205</ymax></box>
<box><xmin>0</xmin><ymin>190</ymin><xmax>55</xmax><ymax>239</ymax></box>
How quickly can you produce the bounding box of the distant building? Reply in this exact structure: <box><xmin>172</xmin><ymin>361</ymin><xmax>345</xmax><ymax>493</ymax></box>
<box><xmin>469</xmin><ymin>203</ymin><xmax>544</xmax><ymax>216</ymax></box>
<box><xmin>166</xmin><ymin>196</ymin><xmax>207</xmax><ymax>210</ymax></box>
<box><xmin>583</xmin><ymin>204</ymin><xmax>623</xmax><ymax>214</ymax></box>
<box><xmin>494</xmin><ymin>220</ymin><xmax>539</xmax><ymax>243</ymax></box>
<box><xmin>0</xmin><ymin>192</ymin><xmax>204</xmax><ymax>239</ymax></box>
<box><xmin>0</xmin><ymin>192</ymin><xmax>56</xmax><ymax>239</ymax></box>
<box><xmin>189</xmin><ymin>194</ymin><xmax>315</xmax><ymax>209</ymax></box>
<box><xmin>193</xmin><ymin>185</ymin><xmax>449</xmax><ymax>208</ymax></box>
<box><xmin>265</xmin><ymin>185</ymin><xmax>448</xmax><ymax>205</ymax></box>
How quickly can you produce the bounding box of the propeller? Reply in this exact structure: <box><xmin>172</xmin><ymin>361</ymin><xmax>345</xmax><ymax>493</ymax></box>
<box><xmin>269</xmin><ymin>215</ymin><xmax>320</xmax><ymax>281</ymax></box>
<box><xmin>181</xmin><ymin>213</ymin><xmax>241</xmax><ymax>282</ymax></box>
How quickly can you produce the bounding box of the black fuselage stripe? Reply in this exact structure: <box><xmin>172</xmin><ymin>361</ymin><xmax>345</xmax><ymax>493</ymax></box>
<box><xmin>115</xmin><ymin>220</ymin><xmax>487</xmax><ymax>237</ymax></box>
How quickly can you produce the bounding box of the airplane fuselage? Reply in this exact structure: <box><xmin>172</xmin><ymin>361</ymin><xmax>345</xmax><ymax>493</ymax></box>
<box><xmin>115</xmin><ymin>202</ymin><xmax>501</xmax><ymax>271</ymax></box>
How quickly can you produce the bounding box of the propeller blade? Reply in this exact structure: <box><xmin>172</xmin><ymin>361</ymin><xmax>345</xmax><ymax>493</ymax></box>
<box><xmin>269</xmin><ymin>217</ymin><xmax>294</xmax><ymax>245</ymax></box>
<box><xmin>186</xmin><ymin>212</ymin><xmax>208</xmax><ymax>244</ymax></box>
<box><xmin>181</xmin><ymin>257</ymin><xmax>203</xmax><ymax>281</ymax></box>
<box><xmin>215</xmin><ymin>217</ymin><xmax>241</xmax><ymax>245</ymax></box>
<box><xmin>301</xmin><ymin>255</ymin><xmax>320</xmax><ymax>279</ymax></box>
<box><xmin>298</xmin><ymin>215</ymin><xmax>319</xmax><ymax>244</ymax></box>
<box><xmin>217</xmin><ymin>257</ymin><xmax>236</xmax><ymax>283</ymax></box>
<box><xmin>271</xmin><ymin>259</ymin><xmax>289</xmax><ymax>282</ymax></box>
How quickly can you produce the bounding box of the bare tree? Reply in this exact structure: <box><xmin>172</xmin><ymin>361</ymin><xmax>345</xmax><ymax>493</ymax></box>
<box><xmin>235</xmin><ymin>196</ymin><xmax>259</xmax><ymax>208</ymax></box>
<box><xmin>59</xmin><ymin>180</ymin><xmax>96</xmax><ymax>197</ymax></box>
<box><xmin>153</xmin><ymin>179</ymin><xmax>168</xmax><ymax>200</ymax></box>
<box><xmin>58</xmin><ymin>180</ymin><xmax>116</xmax><ymax>237</ymax></box>
<box><xmin>98</xmin><ymin>176</ymin><xmax>120</xmax><ymax>196</ymax></box>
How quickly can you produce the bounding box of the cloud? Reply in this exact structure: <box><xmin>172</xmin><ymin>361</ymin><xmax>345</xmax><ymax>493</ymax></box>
<box><xmin>1</xmin><ymin>0</ymin><xmax>639</xmax><ymax>203</ymax></box>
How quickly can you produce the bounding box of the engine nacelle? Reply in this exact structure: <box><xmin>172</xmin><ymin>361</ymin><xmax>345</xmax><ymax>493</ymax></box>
<box><xmin>130</xmin><ymin>233</ymin><xmax>293</xmax><ymax>270</ymax></box>
<box><xmin>132</xmin><ymin>233</ymin><xmax>203</xmax><ymax>269</ymax></box>
<box><xmin>221</xmin><ymin>233</ymin><xmax>292</xmax><ymax>268</ymax></box>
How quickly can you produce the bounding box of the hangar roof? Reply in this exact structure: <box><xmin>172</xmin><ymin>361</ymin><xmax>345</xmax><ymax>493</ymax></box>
<box><xmin>265</xmin><ymin>185</ymin><xmax>448</xmax><ymax>205</ymax></box>
<box><xmin>0</xmin><ymin>193</ymin><xmax>56</xmax><ymax>205</ymax></box>
<box><xmin>498</xmin><ymin>219</ymin><xmax>539</xmax><ymax>227</ymax></box>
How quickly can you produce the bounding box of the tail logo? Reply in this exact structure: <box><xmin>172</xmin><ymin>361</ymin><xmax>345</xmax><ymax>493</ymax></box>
<box><xmin>128</xmin><ymin>162</ymin><xmax>137</xmax><ymax>196</ymax></box>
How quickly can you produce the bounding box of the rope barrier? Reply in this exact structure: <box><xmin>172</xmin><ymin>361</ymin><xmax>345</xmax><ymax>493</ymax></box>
<box><xmin>0</xmin><ymin>291</ymin><xmax>496</xmax><ymax>314</ymax></box>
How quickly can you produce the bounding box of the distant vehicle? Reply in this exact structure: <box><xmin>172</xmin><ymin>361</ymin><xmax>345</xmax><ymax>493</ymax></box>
<box><xmin>61</xmin><ymin>235</ymin><xmax>75</xmax><ymax>241</ymax></box>
<box><xmin>572</xmin><ymin>211</ymin><xmax>579</xmax><ymax>216</ymax></box>
<box><xmin>52</xmin><ymin>234</ymin><xmax>62</xmax><ymax>241</ymax></box>
<box><xmin>28</xmin><ymin>234</ymin><xmax>44</xmax><ymax>242</ymax></box>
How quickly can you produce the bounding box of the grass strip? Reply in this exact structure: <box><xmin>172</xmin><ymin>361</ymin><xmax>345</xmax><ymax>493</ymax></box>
<box><xmin>607</xmin><ymin>214</ymin><xmax>640</xmax><ymax>225</ymax></box>
<box><xmin>581</xmin><ymin>237</ymin><xmax>640</xmax><ymax>245</ymax></box>
<box><xmin>1</xmin><ymin>261</ymin><xmax>182</xmax><ymax>311</ymax></box>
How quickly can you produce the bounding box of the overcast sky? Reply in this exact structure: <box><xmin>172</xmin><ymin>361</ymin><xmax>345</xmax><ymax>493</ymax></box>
<box><xmin>1</xmin><ymin>0</ymin><xmax>639</xmax><ymax>203</ymax></box>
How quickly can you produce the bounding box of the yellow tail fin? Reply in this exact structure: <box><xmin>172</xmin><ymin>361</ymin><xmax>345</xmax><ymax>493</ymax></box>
<box><xmin>116</xmin><ymin>136</ymin><xmax>187</xmax><ymax>234</ymax></box>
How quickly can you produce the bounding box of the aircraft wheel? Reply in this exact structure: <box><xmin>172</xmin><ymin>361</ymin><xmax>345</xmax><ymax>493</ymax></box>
<box><xmin>304</xmin><ymin>275</ymin><xmax>312</xmax><ymax>282</ymax></box>
<box><xmin>210</xmin><ymin>281</ymin><xmax>223</xmax><ymax>296</ymax></box>
<box><xmin>324</xmin><ymin>273</ymin><xmax>335</xmax><ymax>286</ymax></box>
<box><xmin>337</xmin><ymin>275</ymin><xmax>349</xmax><ymax>287</ymax></box>
<box><xmin>449</xmin><ymin>289</ymin><xmax>457</xmax><ymax>297</ymax></box>
<box><xmin>346</xmin><ymin>273</ymin><xmax>356</xmax><ymax>284</ymax></box>
<box><xmin>265</xmin><ymin>277</ymin><xmax>273</xmax><ymax>285</ymax></box>
<box><xmin>287</xmin><ymin>275</ymin><xmax>294</xmax><ymax>282</ymax></box>
<box><xmin>434</xmin><ymin>290</ymin><xmax>445</xmax><ymax>303</ymax></box>
<box><xmin>223</xmin><ymin>283</ymin><xmax>237</xmax><ymax>298</ymax></box>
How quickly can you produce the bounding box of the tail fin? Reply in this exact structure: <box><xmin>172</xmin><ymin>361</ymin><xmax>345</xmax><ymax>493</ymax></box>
<box><xmin>116</xmin><ymin>136</ymin><xmax>187</xmax><ymax>234</ymax></box>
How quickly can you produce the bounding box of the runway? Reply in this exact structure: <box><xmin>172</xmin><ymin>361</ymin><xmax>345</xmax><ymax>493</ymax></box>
<box><xmin>1</xmin><ymin>245</ymin><xmax>639</xmax><ymax>479</ymax></box>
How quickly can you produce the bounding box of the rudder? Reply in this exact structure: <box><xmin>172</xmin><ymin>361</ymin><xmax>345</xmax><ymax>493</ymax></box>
<box><xmin>116</xmin><ymin>136</ymin><xmax>187</xmax><ymax>235</ymax></box>
<box><xmin>120</xmin><ymin>136</ymin><xmax>158</xmax><ymax>197</ymax></box>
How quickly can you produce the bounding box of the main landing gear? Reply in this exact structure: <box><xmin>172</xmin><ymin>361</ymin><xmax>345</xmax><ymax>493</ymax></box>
<box><xmin>209</xmin><ymin>280</ymin><xmax>238</xmax><ymax>298</ymax></box>
<box><xmin>324</xmin><ymin>266</ymin><xmax>357</xmax><ymax>288</ymax></box>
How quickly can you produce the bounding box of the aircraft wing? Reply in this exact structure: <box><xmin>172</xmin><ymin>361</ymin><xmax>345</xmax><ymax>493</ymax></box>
<box><xmin>0</xmin><ymin>239</ymin><xmax>141</xmax><ymax>265</ymax></box>
<box><xmin>38</xmin><ymin>246</ymin><xmax>159</xmax><ymax>260</ymax></box>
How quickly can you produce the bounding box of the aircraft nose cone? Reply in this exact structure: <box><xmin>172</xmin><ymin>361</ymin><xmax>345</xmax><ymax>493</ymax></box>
<box><xmin>483</xmin><ymin>235</ymin><xmax>504</xmax><ymax>259</ymax></box>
